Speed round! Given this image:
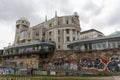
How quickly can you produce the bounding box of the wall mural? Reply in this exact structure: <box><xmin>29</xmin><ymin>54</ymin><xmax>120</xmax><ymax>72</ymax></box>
<box><xmin>39</xmin><ymin>57</ymin><xmax>78</xmax><ymax>71</ymax></box>
<box><xmin>2</xmin><ymin>61</ymin><xmax>17</xmax><ymax>68</ymax></box>
<box><xmin>80</xmin><ymin>55</ymin><xmax>120</xmax><ymax>73</ymax></box>
<box><xmin>38</xmin><ymin>54</ymin><xmax>120</xmax><ymax>73</ymax></box>
<box><xmin>107</xmin><ymin>56</ymin><xmax>120</xmax><ymax>72</ymax></box>
<box><xmin>81</xmin><ymin>58</ymin><xmax>105</xmax><ymax>70</ymax></box>
<box><xmin>0</xmin><ymin>67</ymin><xmax>14</xmax><ymax>75</ymax></box>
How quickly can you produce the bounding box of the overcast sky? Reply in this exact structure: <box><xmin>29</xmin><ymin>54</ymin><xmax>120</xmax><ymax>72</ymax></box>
<box><xmin>0</xmin><ymin>0</ymin><xmax>120</xmax><ymax>49</ymax></box>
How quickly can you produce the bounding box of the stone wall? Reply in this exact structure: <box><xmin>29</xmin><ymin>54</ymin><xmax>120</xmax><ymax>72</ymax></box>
<box><xmin>52</xmin><ymin>49</ymin><xmax>120</xmax><ymax>73</ymax></box>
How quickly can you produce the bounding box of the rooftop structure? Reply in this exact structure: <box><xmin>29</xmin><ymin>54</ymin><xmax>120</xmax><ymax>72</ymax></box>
<box><xmin>68</xmin><ymin>35</ymin><xmax>120</xmax><ymax>52</ymax></box>
<box><xmin>80</xmin><ymin>29</ymin><xmax>104</xmax><ymax>40</ymax></box>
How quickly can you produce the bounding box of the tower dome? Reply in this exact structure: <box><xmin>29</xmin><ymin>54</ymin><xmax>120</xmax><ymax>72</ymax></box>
<box><xmin>73</xmin><ymin>12</ymin><xmax>79</xmax><ymax>18</ymax></box>
<box><xmin>19</xmin><ymin>17</ymin><xmax>28</xmax><ymax>21</ymax></box>
<box><xmin>16</xmin><ymin>17</ymin><xmax>30</xmax><ymax>27</ymax></box>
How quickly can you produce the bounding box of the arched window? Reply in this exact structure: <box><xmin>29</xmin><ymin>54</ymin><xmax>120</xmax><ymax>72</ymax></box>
<box><xmin>19</xmin><ymin>31</ymin><xmax>27</xmax><ymax>40</ymax></box>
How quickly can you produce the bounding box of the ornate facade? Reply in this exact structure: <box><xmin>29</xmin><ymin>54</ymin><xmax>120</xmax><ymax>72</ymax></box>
<box><xmin>14</xmin><ymin>12</ymin><xmax>81</xmax><ymax>50</ymax></box>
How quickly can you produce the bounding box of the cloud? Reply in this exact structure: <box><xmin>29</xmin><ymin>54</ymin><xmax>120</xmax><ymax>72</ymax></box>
<box><xmin>0</xmin><ymin>0</ymin><xmax>120</xmax><ymax>49</ymax></box>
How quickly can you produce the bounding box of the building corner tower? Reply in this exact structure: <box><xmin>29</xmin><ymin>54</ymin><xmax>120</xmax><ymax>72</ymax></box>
<box><xmin>14</xmin><ymin>17</ymin><xmax>30</xmax><ymax>45</ymax></box>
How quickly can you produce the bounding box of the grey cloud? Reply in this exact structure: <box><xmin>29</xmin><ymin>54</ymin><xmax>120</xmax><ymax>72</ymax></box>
<box><xmin>107</xmin><ymin>11</ymin><xmax>120</xmax><ymax>26</ymax></box>
<box><xmin>0</xmin><ymin>0</ymin><xmax>120</xmax><ymax>35</ymax></box>
<box><xmin>0</xmin><ymin>0</ymin><xmax>41</xmax><ymax>26</ymax></box>
<box><xmin>0</xmin><ymin>0</ymin><xmax>72</xmax><ymax>28</ymax></box>
<box><xmin>82</xmin><ymin>0</ymin><xmax>104</xmax><ymax>16</ymax></box>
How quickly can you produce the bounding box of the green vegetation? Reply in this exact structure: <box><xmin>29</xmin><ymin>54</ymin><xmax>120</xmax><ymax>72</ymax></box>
<box><xmin>0</xmin><ymin>74</ymin><xmax>115</xmax><ymax>80</ymax></box>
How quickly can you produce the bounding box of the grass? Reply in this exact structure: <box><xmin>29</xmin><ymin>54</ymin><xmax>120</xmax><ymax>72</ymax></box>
<box><xmin>0</xmin><ymin>75</ymin><xmax>114</xmax><ymax>80</ymax></box>
<box><xmin>0</xmin><ymin>76</ymin><xmax>93</xmax><ymax>80</ymax></box>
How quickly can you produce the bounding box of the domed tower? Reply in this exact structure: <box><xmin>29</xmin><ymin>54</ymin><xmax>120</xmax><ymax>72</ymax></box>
<box><xmin>14</xmin><ymin>17</ymin><xmax>30</xmax><ymax>45</ymax></box>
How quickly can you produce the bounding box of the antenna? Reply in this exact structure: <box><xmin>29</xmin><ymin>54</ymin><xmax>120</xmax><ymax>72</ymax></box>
<box><xmin>45</xmin><ymin>15</ymin><xmax>47</xmax><ymax>21</ymax></box>
<box><xmin>55</xmin><ymin>11</ymin><xmax>57</xmax><ymax>17</ymax></box>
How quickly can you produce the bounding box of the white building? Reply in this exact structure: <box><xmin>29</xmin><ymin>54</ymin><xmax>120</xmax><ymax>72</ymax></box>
<box><xmin>80</xmin><ymin>29</ymin><xmax>104</xmax><ymax>40</ymax></box>
<box><xmin>14</xmin><ymin>12</ymin><xmax>81</xmax><ymax>50</ymax></box>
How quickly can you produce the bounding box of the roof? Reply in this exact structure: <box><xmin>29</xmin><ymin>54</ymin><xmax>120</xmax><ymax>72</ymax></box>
<box><xmin>18</xmin><ymin>17</ymin><xmax>28</xmax><ymax>21</ymax></box>
<box><xmin>6</xmin><ymin>40</ymin><xmax>56</xmax><ymax>49</ymax></box>
<box><xmin>109</xmin><ymin>31</ymin><xmax>120</xmax><ymax>36</ymax></box>
<box><xmin>68</xmin><ymin>35</ymin><xmax>120</xmax><ymax>47</ymax></box>
<box><xmin>80</xmin><ymin>29</ymin><xmax>104</xmax><ymax>35</ymax></box>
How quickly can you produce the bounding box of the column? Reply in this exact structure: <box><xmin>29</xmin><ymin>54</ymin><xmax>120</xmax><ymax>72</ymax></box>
<box><xmin>70</xmin><ymin>29</ymin><xmax>72</xmax><ymax>41</ymax></box>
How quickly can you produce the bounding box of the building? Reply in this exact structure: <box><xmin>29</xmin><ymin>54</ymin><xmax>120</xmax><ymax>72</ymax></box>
<box><xmin>14</xmin><ymin>12</ymin><xmax>81</xmax><ymax>50</ymax></box>
<box><xmin>0</xmin><ymin>12</ymin><xmax>81</xmax><ymax>72</ymax></box>
<box><xmin>108</xmin><ymin>31</ymin><xmax>120</xmax><ymax>36</ymax></box>
<box><xmin>1</xmin><ymin>12</ymin><xmax>120</xmax><ymax>75</ymax></box>
<box><xmin>68</xmin><ymin>34</ymin><xmax>120</xmax><ymax>73</ymax></box>
<box><xmin>80</xmin><ymin>29</ymin><xmax>104</xmax><ymax>40</ymax></box>
<box><xmin>2</xmin><ymin>41</ymin><xmax>55</xmax><ymax>69</ymax></box>
<box><xmin>68</xmin><ymin>35</ymin><xmax>120</xmax><ymax>51</ymax></box>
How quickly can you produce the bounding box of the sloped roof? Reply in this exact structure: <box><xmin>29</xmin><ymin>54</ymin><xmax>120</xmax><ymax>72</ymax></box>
<box><xmin>80</xmin><ymin>29</ymin><xmax>104</xmax><ymax>34</ymax></box>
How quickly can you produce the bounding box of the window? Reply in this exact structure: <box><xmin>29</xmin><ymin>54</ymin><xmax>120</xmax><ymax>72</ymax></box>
<box><xmin>58</xmin><ymin>37</ymin><xmax>60</xmax><ymax>42</ymax></box>
<box><xmin>77</xmin><ymin>31</ymin><xmax>79</xmax><ymax>35</ymax></box>
<box><xmin>66</xmin><ymin>20</ymin><xmax>69</xmax><ymax>24</ymax></box>
<box><xmin>73</xmin><ymin>37</ymin><xmax>75</xmax><ymax>41</ymax></box>
<box><xmin>38</xmin><ymin>46</ymin><xmax>41</xmax><ymax>50</ymax></box>
<box><xmin>49</xmin><ymin>23</ymin><xmax>52</xmax><ymax>27</ymax></box>
<box><xmin>43</xmin><ymin>33</ymin><xmax>45</xmax><ymax>36</ymax></box>
<box><xmin>36</xmin><ymin>32</ymin><xmax>39</xmax><ymax>36</ymax></box>
<box><xmin>58</xmin><ymin>45</ymin><xmax>60</xmax><ymax>49</ymax></box>
<box><xmin>43</xmin><ymin>46</ymin><xmax>49</xmax><ymax>51</ymax></box>
<box><xmin>16</xmin><ymin>25</ymin><xmax>19</xmax><ymax>29</ymax></box>
<box><xmin>22</xmin><ymin>21</ymin><xmax>24</xmax><ymax>23</ymax></box>
<box><xmin>58</xmin><ymin>30</ymin><xmax>60</xmax><ymax>34</ymax></box>
<box><xmin>102</xmin><ymin>44</ymin><xmax>106</xmax><ymax>48</ymax></box>
<box><xmin>58</xmin><ymin>21</ymin><xmax>60</xmax><ymax>25</ymax></box>
<box><xmin>66</xmin><ymin>29</ymin><xmax>70</xmax><ymax>34</ymax></box>
<box><xmin>26</xmin><ymin>21</ymin><xmax>28</xmax><ymax>24</ymax></box>
<box><xmin>49</xmin><ymin>38</ymin><xmax>51</xmax><ymax>41</ymax></box>
<box><xmin>66</xmin><ymin>36</ymin><xmax>70</xmax><ymax>42</ymax></box>
<box><xmin>73</xmin><ymin>30</ymin><xmax>75</xmax><ymax>34</ymax></box>
<box><xmin>49</xmin><ymin>31</ymin><xmax>52</xmax><ymax>36</ymax></box>
<box><xmin>19</xmin><ymin>31</ymin><xmax>27</xmax><ymax>40</ymax></box>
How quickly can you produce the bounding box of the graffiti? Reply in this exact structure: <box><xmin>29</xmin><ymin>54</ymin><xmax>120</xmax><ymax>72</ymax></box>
<box><xmin>39</xmin><ymin>58</ymin><xmax>78</xmax><ymax>71</ymax></box>
<box><xmin>81</xmin><ymin>56</ymin><xmax>120</xmax><ymax>73</ymax></box>
<box><xmin>2</xmin><ymin>61</ymin><xmax>17</xmax><ymax>68</ymax></box>
<box><xmin>0</xmin><ymin>67</ymin><xmax>14</xmax><ymax>75</ymax></box>
<box><xmin>107</xmin><ymin>56</ymin><xmax>120</xmax><ymax>72</ymax></box>
<box><xmin>81</xmin><ymin>58</ymin><xmax>105</xmax><ymax>70</ymax></box>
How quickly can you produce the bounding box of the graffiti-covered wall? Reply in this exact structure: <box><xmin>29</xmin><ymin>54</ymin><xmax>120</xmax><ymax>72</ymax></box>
<box><xmin>52</xmin><ymin>50</ymin><xmax>120</xmax><ymax>73</ymax></box>
<box><xmin>39</xmin><ymin>51</ymin><xmax>78</xmax><ymax>71</ymax></box>
<box><xmin>78</xmin><ymin>50</ymin><xmax>120</xmax><ymax>73</ymax></box>
<box><xmin>0</xmin><ymin>67</ymin><xmax>15</xmax><ymax>75</ymax></box>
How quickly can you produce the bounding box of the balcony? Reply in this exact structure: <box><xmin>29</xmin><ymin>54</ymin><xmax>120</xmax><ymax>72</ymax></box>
<box><xmin>1</xmin><ymin>42</ymin><xmax>56</xmax><ymax>57</ymax></box>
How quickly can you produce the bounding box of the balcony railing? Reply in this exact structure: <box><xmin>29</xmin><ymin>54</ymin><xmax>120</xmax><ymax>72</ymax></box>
<box><xmin>1</xmin><ymin>42</ymin><xmax>56</xmax><ymax>57</ymax></box>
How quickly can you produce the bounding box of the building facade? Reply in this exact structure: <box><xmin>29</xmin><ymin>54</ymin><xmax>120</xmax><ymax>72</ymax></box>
<box><xmin>68</xmin><ymin>35</ymin><xmax>120</xmax><ymax>73</ymax></box>
<box><xmin>0</xmin><ymin>13</ymin><xmax>81</xmax><ymax>73</ymax></box>
<box><xmin>1</xmin><ymin>12</ymin><xmax>120</xmax><ymax>75</ymax></box>
<box><xmin>68</xmin><ymin>35</ymin><xmax>120</xmax><ymax>51</ymax></box>
<box><xmin>14</xmin><ymin>12</ymin><xmax>81</xmax><ymax>50</ymax></box>
<box><xmin>80</xmin><ymin>29</ymin><xmax>104</xmax><ymax>40</ymax></box>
